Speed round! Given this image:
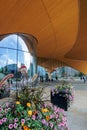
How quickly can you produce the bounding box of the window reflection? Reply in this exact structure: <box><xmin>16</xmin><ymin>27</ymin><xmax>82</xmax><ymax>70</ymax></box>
<box><xmin>0</xmin><ymin>35</ymin><xmax>17</xmax><ymax>49</ymax></box>
<box><xmin>0</xmin><ymin>34</ymin><xmax>37</xmax><ymax>87</ymax></box>
<box><xmin>18</xmin><ymin>36</ymin><xmax>29</xmax><ymax>52</ymax></box>
<box><xmin>0</xmin><ymin>48</ymin><xmax>16</xmax><ymax>73</ymax></box>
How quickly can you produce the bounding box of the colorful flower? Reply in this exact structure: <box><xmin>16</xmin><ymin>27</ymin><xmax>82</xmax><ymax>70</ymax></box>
<box><xmin>42</xmin><ymin>108</ymin><xmax>49</xmax><ymax>113</ymax></box>
<box><xmin>27</xmin><ymin>103</ymin><xmax>31</xmax><ymax>107</ymax></box>
<box><xmin>2</xmin><ymin>118</ymin><xmax>7</xmax><ymax>123</ymax></box>
<box><xmin>28</xmin><ymin>110</ymin><xmax>32</xmax><ymax>116</ymax></box>
<box><xmin>14</xmin><ymin>118</ymin><xmax>18</xmax><ymax>123</ymax></box>
<box><xmin>8</xmin><ymin>124</ymin><xmax>13</xmax><ymax>129</ymax></box>
<box><xmin>32</xmin><ymin>115</ymin><xmax>35</xmax><ymax>120</ymax></box>
<box><xmin>14</xmin><ymin>123</ymin><xmax>18</xmax><ymax>129</ymax></box>
<box><xmin>0</xmin><ymin>120</ymin><xmax>2</xmax><ymax>125</ymax></box>
<box><xmin>0</xmin><ymin>107</ymin><xmax>2</xmax><ymax>112</ymax></box>
<box><xmin>21</xmin><ymin>119</ymin><xmax>25</xmax><ymax>123</ymax></box>
<box><xmin>46</xmin><ymin>115</ymin><xmax>50</xmax><ymax>121</ymax></box>
<box><xmin>16</xmin><ymin>101</ymin><xmax>20</xmax><ymax>105</ymax></box>
<box><xmin>23</xmin><ymin>126</ymin><xmax>29</xmax><ymax>130</ymax></box>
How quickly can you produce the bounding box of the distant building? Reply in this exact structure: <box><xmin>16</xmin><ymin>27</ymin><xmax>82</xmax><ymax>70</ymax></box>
<box><xmin>64</xmin><ymin>67</ymin><xmax>79</xmax><ymax>77</ymax></box>
<box><xmin>2</xmin><ymin>64</ymin><xmax>18</xmax><ymax>74</ymax></box>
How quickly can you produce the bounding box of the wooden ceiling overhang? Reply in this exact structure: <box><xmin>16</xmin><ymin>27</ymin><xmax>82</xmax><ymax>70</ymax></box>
<box><xmin>0</xmin><ymin>0</ymin><xmax>87</xmax><ymax>74</ymax></box>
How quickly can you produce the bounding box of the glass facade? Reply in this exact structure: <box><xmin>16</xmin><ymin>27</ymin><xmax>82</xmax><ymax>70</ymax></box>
<box><xmin>0</xmin><ymin>34</ymin><xmax>37</xmax><ymax>88</ymax></box>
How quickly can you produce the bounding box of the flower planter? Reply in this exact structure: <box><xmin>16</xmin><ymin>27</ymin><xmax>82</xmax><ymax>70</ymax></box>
<box><xmin>0</xmin><ymin>101</ymin><xmax>69</xmax><ymax>130</ymax></box>
<box><xmin>51</xmin><ymin>91</ymin><xmax>70</xmax><ymax>111</ymax></box>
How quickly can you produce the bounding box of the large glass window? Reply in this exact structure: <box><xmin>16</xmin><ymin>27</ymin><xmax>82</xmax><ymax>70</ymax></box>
<box><xmin>0</xmin><ymin>34</ymin><xmax>37</xmax><ymax>89</ymax></box>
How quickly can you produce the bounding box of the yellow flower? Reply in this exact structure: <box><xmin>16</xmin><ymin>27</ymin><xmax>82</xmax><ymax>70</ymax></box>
<box><xmin>16</xmin><ymin>101</ymin><xmax>20</xmax><ymax>105</ymax></box>
<box><xmin>42</xmin><ymin>108</ymin><xmax>49</xmax><ymax>113</ymax></box>
<box><xmin>27</xmin><ymin>103</ymin><xmax>31</xmax><ymax>107</ymax></box>
<box><xmin>21</xmin><ymin>122</ymin><xmax>24</xmax><ymax>126</ymax></box>
<box><xmin>28</xmin><ymin>110</ymin><xmax>32</xmax><ymax>116</ymax></box>
<box><xmin>46</xmin><ymin>115</ymin><xmax>50</xmax><ymax>121</ymax></box>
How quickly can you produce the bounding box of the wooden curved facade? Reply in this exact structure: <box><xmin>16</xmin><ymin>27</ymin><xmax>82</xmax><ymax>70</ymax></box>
<box><xmin>0</xmin><ymin>0</ymin><xmax>87</xmax><ymax>73</ymax></box>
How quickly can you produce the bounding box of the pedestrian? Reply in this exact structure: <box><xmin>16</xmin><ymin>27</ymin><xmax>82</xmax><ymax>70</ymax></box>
<box><xmin>83</xmin><ymin>76</ymin><xmax>86</xmax><ymax>84</ymax></box>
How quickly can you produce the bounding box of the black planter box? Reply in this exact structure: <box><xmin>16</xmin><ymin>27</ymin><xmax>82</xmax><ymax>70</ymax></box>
<box><xmin>51</xmin><ymin>91</ymin><xmax>69</xmax><ymax>111</ymax></box>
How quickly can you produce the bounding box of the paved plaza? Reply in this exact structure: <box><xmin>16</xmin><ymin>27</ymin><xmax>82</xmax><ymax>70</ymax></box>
<box><xmin>66</xmin><ymin>82</ymin><xmax>87</xmax><ymax>130</ymax></box>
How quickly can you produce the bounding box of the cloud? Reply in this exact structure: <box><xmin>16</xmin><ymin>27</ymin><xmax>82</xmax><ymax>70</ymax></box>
<box><xmin>0</xmin><ymin>54</ymin><xmax>21</xmax><ymax>68</ymax></box>
<box><xmin>0</xmin><ymin>34</ymin><xmax>31</xmax><ymax>69</ymax></box>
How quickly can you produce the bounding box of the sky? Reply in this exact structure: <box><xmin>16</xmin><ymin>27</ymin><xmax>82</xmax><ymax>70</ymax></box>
<box><xmin>0</xmin><ymin>34</ymin><xmax>32</xmax><ymax>69</ymax></box>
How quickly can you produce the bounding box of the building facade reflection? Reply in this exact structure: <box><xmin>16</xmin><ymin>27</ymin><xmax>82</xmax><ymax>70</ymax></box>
<box><xmin>0</xmin><ymin>34</ymin><xmax>37</xmax><ymax>89</ymax></box>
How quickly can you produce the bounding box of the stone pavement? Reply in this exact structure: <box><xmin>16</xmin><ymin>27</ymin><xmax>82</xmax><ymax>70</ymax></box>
<box><xmin>66</xmin><ymin>83</ymin><xmax>87</xmax><ymax>130</ymax></box>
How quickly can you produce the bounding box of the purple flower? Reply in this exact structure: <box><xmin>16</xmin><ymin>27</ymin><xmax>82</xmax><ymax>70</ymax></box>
<box><xmin>14</xmin><ymin>123</ymin><xmax>18</xmax><ymax>129</ymax></box>
<box><xmin>14</xmin><ymin>118</ymin><xmax>18</xmax><ymax>123</ymax></box>
<box><xmin>58</xmin><ymin>122</ymin><xmax>65</xmax><ymax>127</ymax></box>
<box><xmin>21</xmin><ymin>119</ymin><xmax>25</xmax><ymax>123</ymax></box>
<box><xmin>41</xmin><ymin>119</ymin><xmax>48</xmax><ymax>126</ymax></box>
<box><xmin>50</xmin><ymin>114</ymin><xmax>54</xmax><ymax>119</ymax></box>
<box><xmin>0</xmin><ymin>107</ymin><xmax>2</xmax><ymax>112</ymax></box>
<box><xmin>0</xmin><ymin>120</ymin><xmax>2</xmax><ymax>125</ymax></box>
<box><xmin>8</xmin><ymin>124</ymin><xmax>13</xmax><ymax>129</ymax></box>
<box><xmin>32</xmin><ymin>115</ymin><xmax>35</xmax><ymax>120</ymax></box>
<box><xmin>56</xmin><ymin>114</ymin><xmax>59</xmax><ymax>119</ymax></box>
<box><xmin>62</xmin><ymin>116</ymin><xmax>67</xmax><ymax>122</ymax></box>
<box><xmin>41</xmin><ymin>119</ymin><xmax>46</xmax><ymax>125</ymax></box>
<box><xmin>2</xmin><ymin>118</ymin><xmax>7</xmax><ymax>122</ymax></box>
<box><xmin>54</xmin><ymin>128</ymin><xmax>57</xmax><ymax>130</ymax></box>
<box><xmin>49</xmin><ymin>122</ymin><xmax>53</xmax><ymax>128</ymax></box>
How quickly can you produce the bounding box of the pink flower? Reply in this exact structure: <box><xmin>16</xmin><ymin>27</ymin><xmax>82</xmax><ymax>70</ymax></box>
<box><xmin>62</xmin><ymin>116</ymin><xmax>67</xmax><ymax>122</ymax></box>
<box><xmin>41</xmin><ymin>119</ymin><xmax>48</xmax><ymax>126</ymax></box>
<box><xmin>32</xmin><ymin>115</ymin><xmax>35</xmax><ymax>120</ymax></box>
<box><xmin>42</xmin><ymin>119</ymin><xmax>47</xmax><ymax>125</ymax></box>
<box><xmin>58</xmin><ymin>122</ymin><xmax>65</xmax><ymax>127</ymax></box>
<box><xmin>8</xmin><ymin>124</ymin><xmax>13</xmax><ymax>129</ymax></box>
<box><xmin>14</xmin><ymin>123</ymin><xmax>18</xmax><ymax>129</ymax></box>
<box><xmin>0</xmin><ymin>107</ymin><xmax>2</xmax><ymax>112</ymax></box>
<box><xmin>50</xmin><ymin>114</ymin><xmax>54</xmax><ymax>119</ymax></box>
<box><xmin>0</xmin><ymin>120</ymin><xmax>3</xmax><ymax>125</ymax></box>
<box><xmin>54</xmin><ymin>128</ymin><xmax>57</xmax><ymax>130</ymax></box>
<box><xmin>2</xmin><ymin>118</ymin><xmax>7</xmax><ymax>123</ymax></box>
<box><xmin>49</xmin><ymin>122</ymin><xmax>53</xmax><ymax>128</ymax></box>
<box><xmin>21</xmin><ymin>119</ymin><xmax>25</xmax><ymax>123</ymax></box>
<box><xmin>56</xmin><ymin>114</ymin><xmax>59</xmax><ymax>119</ymax></box>
<box><xmin>14</xmin><ymin>118</ymin><xmax>18</xmax><ymax>123</ymax></box>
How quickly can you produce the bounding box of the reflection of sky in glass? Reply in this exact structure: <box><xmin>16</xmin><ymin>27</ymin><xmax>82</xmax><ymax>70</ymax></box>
<box><xmin>0</xmin><ymin>35</ymin><xmax>32</xmax><ymax>70</ymax></box>
<box><xmin>0</xmin><ymin>34</ymin><xmax>29</xmax><ymax>52</ymax></box>
<box><xmin>0</xmin><ymin>35</ymin><xmax>17</xmax><ymax>49</ymax></box>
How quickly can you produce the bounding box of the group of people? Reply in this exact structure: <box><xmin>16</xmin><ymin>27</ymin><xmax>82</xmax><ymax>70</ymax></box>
<box><xmin>39</xmin><ymin>72</ymin><xmax>58</xmax><ymax>82</ymax></box>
